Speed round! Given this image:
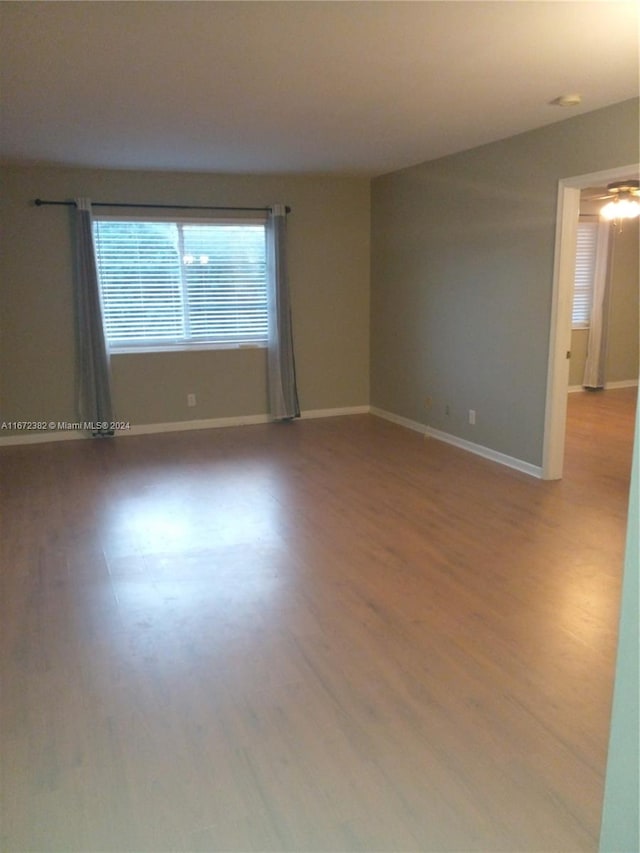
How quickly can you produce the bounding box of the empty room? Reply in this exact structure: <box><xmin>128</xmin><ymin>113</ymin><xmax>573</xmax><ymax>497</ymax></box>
<box><xmin>1</xmin><ymin>2</ymin><xmax>638</xmax><ymax>852</ymax></box>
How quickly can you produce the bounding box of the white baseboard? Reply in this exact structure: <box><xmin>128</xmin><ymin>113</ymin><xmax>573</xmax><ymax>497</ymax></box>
<box><xmin>605</xmin><ymin>379</ymin><xmax>639</xmax><ymax>390</ymax></box>
<box><xmin>369</xmin><ymin>407</ymin><xmax>428</xmax><ymax>435</ymax></box>
<box><xmin>0</xmin><ymin>406</ymin><xmax>370</xmax><ymax>447</ymax></box>
<box><xmin>300</xmin><ymin>405</ymin><xmax>370</xmax><ymax>420</ymax></box>
<box><xmin>425</xmin><ymin>425</ymin><xmax>543</xmax><ymax>478</ymax></box>
<box><xmin>0</xmin><ymin>429</ymin><xmax>85</xmax><ymax>447</ymax></box>
<box><xmin>569</xmin><ymin>379</ymin><xmax>638</xmax><ymax>393</ymax></box>
<box><xmin>128</xmin><ymin>414</ymin><xmax>271</xmax><ymax>436</ymax></box>
<box><xmin>370</xmin><ymin>406</ymin><xmax>542</xmax><ymax>478</ymax></box>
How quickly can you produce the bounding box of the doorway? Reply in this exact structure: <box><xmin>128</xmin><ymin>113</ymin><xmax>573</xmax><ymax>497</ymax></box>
<box><xmin>542</xmin><ymin>162</ymin><xmax>639</xmax><ymax>480</ymax></box>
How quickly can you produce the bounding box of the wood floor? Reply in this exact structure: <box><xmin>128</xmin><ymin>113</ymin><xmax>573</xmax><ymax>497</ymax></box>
<box><xmin>1</xmin><ymin>388</ymin><xmax>636</xmax><ymax>852</ymax></box>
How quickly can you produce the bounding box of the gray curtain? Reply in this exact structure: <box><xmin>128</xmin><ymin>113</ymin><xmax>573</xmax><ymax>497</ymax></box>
<box><xmin>74</xmin><ymin>198</ymin><xmax>114</xmax><ymax>436</ymax></box>
<box><xmin>583</xmin><ymin>222</ymin><xmax>613</xmax><ymax>390</ymax></box>
<box><xmin>266</xmin><ymin>205</ymin><xmax>300</xmax><ymax>420</ymax></box>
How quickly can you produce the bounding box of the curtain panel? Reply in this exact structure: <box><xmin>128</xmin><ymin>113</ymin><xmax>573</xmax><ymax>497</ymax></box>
<box><xmin>74</xmin><ymin>198</ymin><xmax>114</xmax><ymax>436</ymax></box>
<box><xmin>266</xmin><ymin>205</ymin><xmax>300</xmax><ymax>420</ymax></box>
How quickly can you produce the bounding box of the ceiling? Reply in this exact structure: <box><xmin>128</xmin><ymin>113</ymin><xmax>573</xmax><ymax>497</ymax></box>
<box><xmin>1</xmin><ymin>1</ymin><xmax>638</xmax><ymax>177</ymax></box>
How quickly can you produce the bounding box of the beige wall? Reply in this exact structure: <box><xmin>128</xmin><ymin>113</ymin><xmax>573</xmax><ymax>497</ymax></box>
<box><xmin>570</xmin><ymin>217</ymin><xmax>639</xmax><ymax>387</ymax></box>
<box><xmin>0</xmin><ymin>165</ymin><xmax>370</xmax><ymax>430</ymax></box>
<box><xmin>606</xmin><ymin>220</ymin><xmax>640</xmax><ymax>384</ymax></box>
<box><xmin>371</xmin><ymin>98</ymin><xmax>639</xmax><ymax>466</ymax></box>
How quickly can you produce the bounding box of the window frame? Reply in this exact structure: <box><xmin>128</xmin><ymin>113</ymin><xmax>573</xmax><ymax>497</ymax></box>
<box><xmin>92</xmin><ymin>213</ymin><xmax>269</xmax><ymax>354</ymax></box>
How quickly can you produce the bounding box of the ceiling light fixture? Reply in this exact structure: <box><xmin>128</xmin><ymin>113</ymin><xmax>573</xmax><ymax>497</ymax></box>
<box><xmin>550</xmin><ymin>94</ymin><xmax>582</xmax><ymax>107</ymax></box>
<box><xmin>600</xmin><ymin>181</ymin><xmax>640</xmax><ymax>223</ymax></box>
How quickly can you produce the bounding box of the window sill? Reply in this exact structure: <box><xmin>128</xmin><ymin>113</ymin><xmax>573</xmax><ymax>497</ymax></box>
<box><xmin>109</xmin><ymin>342</ymin><xmax>267</xmax><ymax>355</ymax></box>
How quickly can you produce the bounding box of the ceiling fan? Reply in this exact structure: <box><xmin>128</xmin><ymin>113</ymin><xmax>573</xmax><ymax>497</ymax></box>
<box><xmin>584</xmin><ymin>180</ymin><xmax>640</xmax><ymax>221</ymax></box>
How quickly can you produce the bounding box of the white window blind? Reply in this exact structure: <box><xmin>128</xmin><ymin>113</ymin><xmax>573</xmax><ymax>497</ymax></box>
<box><xmin>93</xmin><ymin>219</ymin><xmax>268</xmax><ymax>349</ymax></box>
<box><xmin>572</xmin><ymin>219</ymin><xmax>598</xmax><ymax>329</ymax></box>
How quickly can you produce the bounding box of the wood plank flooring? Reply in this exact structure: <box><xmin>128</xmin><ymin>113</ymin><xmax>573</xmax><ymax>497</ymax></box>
<box><xmin>1</xmin><ymin>388</ymin><xmax>636</xmax><ymax>852</ymax></box>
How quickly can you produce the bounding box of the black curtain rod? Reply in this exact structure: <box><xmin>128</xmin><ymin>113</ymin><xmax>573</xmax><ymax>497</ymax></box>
<box><xmin>34</xmin><ymin>199</ymin><xmax>291</xmax><ymax>214</ymax></box>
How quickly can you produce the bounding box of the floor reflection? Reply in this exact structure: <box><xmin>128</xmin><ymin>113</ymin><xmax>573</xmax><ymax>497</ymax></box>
<box><xmin>99</xmin><ymin>467</ymin><xmax>292</xmax><ymax>634</ymax></box>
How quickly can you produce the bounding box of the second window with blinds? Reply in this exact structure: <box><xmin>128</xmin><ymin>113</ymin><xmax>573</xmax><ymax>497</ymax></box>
<box><xmin>93</xmin><ymin>217</ymin><xmax>268</xmax><ymax>351</ymax></box>
<box><xmin>572</xmin><ymin>215</ymin><xmax>609</xmax><ymax>330</ymax></box>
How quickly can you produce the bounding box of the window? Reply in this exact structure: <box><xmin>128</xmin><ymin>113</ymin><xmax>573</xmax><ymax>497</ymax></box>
<box><xmin>572</xmin><ymin>216</ymin><xmax>611</xmax><ymax>330</ymax></box>
<box><xmin>93</xmin><ymin>218</ymin><xmax>268</xmax><ymax>350</ymax></box>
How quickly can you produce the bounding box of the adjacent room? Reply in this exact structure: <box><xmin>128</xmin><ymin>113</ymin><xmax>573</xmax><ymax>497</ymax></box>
<box><xmin>1</xmin><ymin>3</ymin><xmax>638</xmax><ymax>851</ymax></box>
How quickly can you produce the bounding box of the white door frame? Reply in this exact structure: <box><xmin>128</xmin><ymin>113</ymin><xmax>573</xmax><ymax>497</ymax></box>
<box><xmin>542</xmin><ymin>162</ymin><xmax>639</xmax><ymax>480</ymax></box>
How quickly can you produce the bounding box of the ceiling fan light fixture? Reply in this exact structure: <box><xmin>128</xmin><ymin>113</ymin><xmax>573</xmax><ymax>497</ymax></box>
<box><xmin>550</xmin><ymin>94</ymin><xmax>582</xmax><ymax>107</ymax></box>
<box><xmin>600</xmin><ymin>197</ymin><xmax>640</xmax><ymax>221</ymax></box>
<box><xmin>599</xmin><ymin>181</ymin><xmax>640</xmax><ymax>222</ymax></box>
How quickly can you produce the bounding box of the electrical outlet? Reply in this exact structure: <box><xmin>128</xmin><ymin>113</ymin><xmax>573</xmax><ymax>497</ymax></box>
<box><xmin>187</xmin><ymin>393</ymin><xmax>197</xmax><ymax>407</ymax></box>
<box><xmin>469</xmin><ymin>409</ymin><xmax>476</xmax><ymax>425</ymax></box>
